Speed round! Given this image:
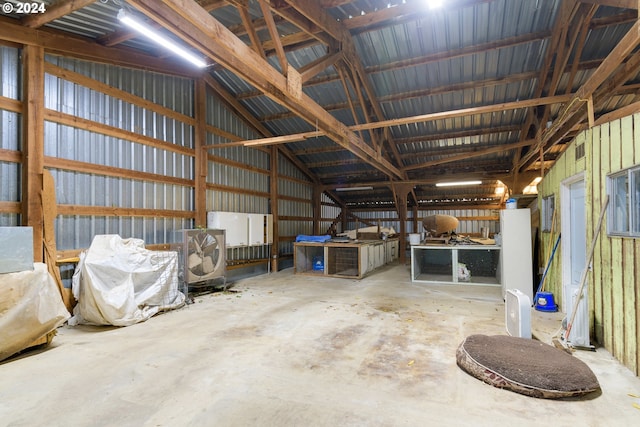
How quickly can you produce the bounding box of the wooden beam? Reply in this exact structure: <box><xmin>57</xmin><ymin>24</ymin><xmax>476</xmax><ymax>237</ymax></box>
<box><xmin>0</xmin><ymin>148</ymin><xmax>21</xmax><ymax>163</ymax></box>
<box><xmin>0</xmin><ymin>17</ymin><xmax>198</xmax><ymax>77</ymax></box>
<box><xmin>403</xmin><ymin>139</ymin><xmax>536</xmax><ymax>171</ymax></box>
<box><xmin>44</xmin><ymin>109</ymin><xmax>194</xmax><ymax>157</ymax></box>
<box><xmin>21</xmin><ymin>0</ymin><xmax>96</xmax><ymax>28</ymax></box>
<box><xmin>524</xmin><ymin>18</ymin><xmax>640</xmax><ymax>166</ymax></box>
<box><xmin>22</xmin><ymin>45</ymin><xmax>45</xmax><ymax>262</ymax></box>
<box><xmin>195</xmin><ymin>78</ymin><xmax>207</xmax><ymax>228</ymax></box>
<box><xmin>259</xmin><ymin>0</ymin><xmax>289</xmax><ymax>74</ymax></box>
<box><xmin>127</xmin><ymin>0</ymin><xmax>403</xmax><ymax>179</ymax></box>
<box><xmin>270</xmin><ymin>145</ymin><xmax>279</xmax><ymax>272</ymax></box>
<box><xmin>56</xmin><ymin>205</ymin><xmax>194</xmax><ymax>218</ymax></box>
<box><xmin>210</xmin><ymin>95</ymin><xmax>571</xmax><ymax>148</ymax></box>
<box><xmin>45</xmin><ymin>156</ymin><xmax>193</xmax><ymax>187</ymax></box>
<box><xmin>299</xmin><ymin>51</ymin><xmax>342</xmax><ymax>83</ymax></box>
<box><xmin>580</xmin><ymin>0</ymin><xmax>638</xmax><ymax>9</ymax></box>
<box><xmin>239</xmin><ymin>2</ymin><xmax>268</xmax><ymax>60</ymax></box>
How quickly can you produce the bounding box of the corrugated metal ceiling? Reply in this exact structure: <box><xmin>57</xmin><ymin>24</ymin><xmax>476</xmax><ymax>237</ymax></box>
<box><xmin>2</xmin><ymin>0</ymin><xmax>638</xmax><ymax>210</ymax></box>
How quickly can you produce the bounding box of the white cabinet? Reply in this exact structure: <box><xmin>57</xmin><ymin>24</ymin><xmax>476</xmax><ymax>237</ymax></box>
<box><xmin>247</xmin><ymin>214</ymin><xmax>273</xmax><ymax>245</ymax></box>
<box><xmin>207</xmin><ymin>212</ymin><xmax>247</xmax><ymax>247</ymax></box>
<box><xmin>499</xmin><ymin>209</ymin><xmax>533</xmax><ymax>301</ymax></box>
<box><xmin>207</xmin><ymin>212</ymin><xmax>273</xmax><ymax>248</ymax></box>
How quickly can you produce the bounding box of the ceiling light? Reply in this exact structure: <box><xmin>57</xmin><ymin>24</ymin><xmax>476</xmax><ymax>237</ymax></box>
<box><xmin>427</xmin><ymin>0</ymin><xmax>443</xmax><ymax>9</ymax></box>
<box><xmin>435</xmin><ymin>180</ymin><xmax>482</xmax><ymax>187</ymax></box>
<box><xmin>335</xmin><ymin>186</ymin><xmax>373</xmax><ymax>192</ymax></box>
<box><xmin>117</xmin><ymin>9</ymin><xmax>207</xmax><ymax>68</ymax></box>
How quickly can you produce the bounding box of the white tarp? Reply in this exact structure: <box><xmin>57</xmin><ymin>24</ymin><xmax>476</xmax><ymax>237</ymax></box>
<box><xmin>69</xmin><ymin>235</ymin><xmax>185</xmax><ymax>327</ymax></box>
<box><xmin>0</xmin><ymin>263</ymin><xmax>70</xmax><ymax>362</ymax></box>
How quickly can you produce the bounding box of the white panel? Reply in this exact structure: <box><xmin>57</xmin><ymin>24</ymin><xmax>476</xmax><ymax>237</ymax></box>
<box><xmin>500</xmin><ymin>209</ymin><xmax>533</xmax><ymax>301</ymax></box>
<box><xmin>207</xmin><ymin>211</ymin><xmax>248</xmax><ymax>247</ymax></box>
<box><xmin>505</xmin><ymin>289</ymin><xmax>531</xmax><ymax>339</ymax></box>
<box><xmin>248</xmin><ymin>213</ymin><xmax>265</xmax><ymax>246</ymax></box>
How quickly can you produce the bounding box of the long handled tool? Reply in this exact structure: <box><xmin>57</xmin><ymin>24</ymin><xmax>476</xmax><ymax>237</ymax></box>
<box><xmin>536</xmin><ymin>233</ymin><xmax>561</xmax><ymax>296</ymax></box>
<box><xmin>564</xmin><ymin>195</ymin><xmax>609</xmax><ymax>343</ymax></box>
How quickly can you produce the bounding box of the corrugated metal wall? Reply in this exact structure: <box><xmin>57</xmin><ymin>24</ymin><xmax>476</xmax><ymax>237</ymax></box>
<box><xmin>277</xmin><ymin>152</ymin><xmax>313</xmax><ymax>255</ymax></box>
<box><xmin>351</xmin><ymin>208</ymin><xmax>499</xmax><ymax>235</ymax></box>
<box><xmin>321</xmin><ymin>192</ymin><xmax>340</xmax><ymax>235</ymax></box>
<box><xmin>0</xmin><ymin>46</ymin><xmax>20</xmax><ymax>226</ymax></box>
<box><xmin>44</xmin><ymin>56</ymin><xmax>194</xmax><ymax>249</ymax></box>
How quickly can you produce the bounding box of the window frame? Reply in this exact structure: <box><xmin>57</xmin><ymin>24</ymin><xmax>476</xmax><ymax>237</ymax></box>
<box><xmin>541</xmin><ymin>195</ymin><xmax>555</xmax><ymax>232</ymax></box>
<box><xmin>607</xmin><ymin>165</ymin><xmax>640</xmax><ymax>238</ymax></box>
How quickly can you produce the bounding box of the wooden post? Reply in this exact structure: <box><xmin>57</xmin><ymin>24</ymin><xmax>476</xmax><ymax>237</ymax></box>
<box><xmin>312</xmin><ymin>184</ymin><xmax>321</xmax><ymax>234</ymax></box>
<box><xmin>395</xmin><ymin>184</ymin><xmax>412</xmax><ymax>264</ymax></box>
<box><xmin>194</xmin><ymin>77</ymin><xmax>207</xmax><ymax>228</ymax></box>
<box><xmin>270</xmin><ymin>146</ymin><xmax>279</xmax><ymax>272</ymax></box>
<box><xmin>22</xmin><ymin>45</ymin><xmax>45</xmax><ymax>262</ymax></box>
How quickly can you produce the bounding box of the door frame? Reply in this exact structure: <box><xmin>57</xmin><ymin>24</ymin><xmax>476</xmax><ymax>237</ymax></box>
<box><xmin>560</xmin><ymin>172</ymin><xmax>585</xmax><ymax>312</ymax></box>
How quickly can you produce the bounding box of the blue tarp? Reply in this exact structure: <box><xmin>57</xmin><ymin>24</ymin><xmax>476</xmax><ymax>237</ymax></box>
<box><xmin>295</xmin><ymin>235</ymin><xmax>331</xmax><ymax>243</ymax></box>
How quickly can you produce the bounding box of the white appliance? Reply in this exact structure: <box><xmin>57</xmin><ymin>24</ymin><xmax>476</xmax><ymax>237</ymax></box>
<box><xmin>207</xmin><ymin>211</ymin><xmax>273</xmax><ymax>247</ymax></box>
<box><xmin>500</xmin><ymin>208</ymin><xmax>533</xmax><ymax>302</ymax></box>
<box><xmin>207</xmin><ymin>212</ymin><xmax>247</xmax><ymax>247</ymax></box>
<box><xmin>505</xmin><ymin>289</ymin><xmax>531</xmax><ymax>338</ymax></box>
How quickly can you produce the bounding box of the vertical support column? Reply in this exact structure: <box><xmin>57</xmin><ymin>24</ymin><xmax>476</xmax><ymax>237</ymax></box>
<box><xmin>22</xmin><ymin>45</ymin><xmax>45</xmax><ymax>262</ymax></box>
<box><xmin>270</xmin><ymin>146</ymin><xmax>279</xmax><ymax>272</ymax></box>
<box><xmin>412</xmin><ymin>205</ymin><xmax>418</xmax><ymax>236</ymax></box>
<box><xmin>395</xmin><ymin>184</ymin><xmax>411</xmax><ymax>265</ymax></box>
<box><xmin>194</xmin><ymin>77</ymin><xmax>207</xmax><ymax>228</ymax></box>
<box><xmin>312</xmin><ymin>184</ymin><xmax>321</xmax><ymax>234</ymax></box>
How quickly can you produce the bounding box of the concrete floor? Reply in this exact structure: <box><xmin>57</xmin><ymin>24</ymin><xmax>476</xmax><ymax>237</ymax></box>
<box><xmin>1</xmin><ymin>263</ymin><xmax>640</xmax><ymax>427</ymax></box>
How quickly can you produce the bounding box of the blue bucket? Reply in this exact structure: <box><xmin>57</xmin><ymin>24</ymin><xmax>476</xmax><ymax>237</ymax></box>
<box><xmin>534</xmin><ymin>291</ymin><xmax>558</xmax><ymax>312</ymax></box>
<box><xmin>312</xmin><ymin>256</ymin><xmax>324</xmax><ymax>271</ymax></box>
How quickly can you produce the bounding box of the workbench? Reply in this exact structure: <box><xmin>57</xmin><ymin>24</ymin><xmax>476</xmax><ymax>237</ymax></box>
<box><xmin>294</xmin><ymin>238</ymin><xmax>398</xmax><ymax>279</ymax></box>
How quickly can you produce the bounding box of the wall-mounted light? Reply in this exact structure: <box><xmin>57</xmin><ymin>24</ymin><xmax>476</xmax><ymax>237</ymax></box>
<box><xmin>117</xmin><ymin>9</ymin><xmax>207</xmax><ymax>68</ymax></box>
<box><xmin>335</xmin><ymin>186</ymin><xmax>373</xmax><ymax>192</ymax></box>
<box><xmin>435</xmin><ymin>180</ymin><xmax>482</xmax><ymax>187</ymax></box>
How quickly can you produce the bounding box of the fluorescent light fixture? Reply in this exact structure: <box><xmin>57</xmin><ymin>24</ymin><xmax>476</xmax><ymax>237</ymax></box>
<box><xmin>117</xmin><ymin>9</ymin><xmax>207</xmax><ymax>68</ymax></box>
<box><xmin>427</xmin><ymin>0</ymin><xmax>444</xmax><ymax>9</ymax></box>
<box><xmin>435</xmin><ymin>180</ymin><xmax>482</xmax><ymax>187</ymax></box>
<box><xmin>335</xmin><ymin>186</ymin><xmax>373</xmax><ymax>192</ymax></box>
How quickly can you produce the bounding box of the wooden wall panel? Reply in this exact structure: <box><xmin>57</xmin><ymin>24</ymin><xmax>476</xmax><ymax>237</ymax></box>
<box><xmin>600</xmin><ymin>122</ymin><xmax>614</xmax><ymax>352</ymax></box>
<box><xmin>541</xmin><ymin>113</ymin><xmax>640</xmax><ymax>375</ymax></box>
<box><xmin>590</xmin><ymin>125</ymin><xmax>604</xmax><ymax>342</ymax></box>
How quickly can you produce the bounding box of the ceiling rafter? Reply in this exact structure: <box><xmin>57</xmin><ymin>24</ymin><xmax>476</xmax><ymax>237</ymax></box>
<box><xmin>203</xmin><ymin>74</ymin><xmax>320</xmax><ymax>185</ymax></box>
<box><xmin>520</xmin><ymin>17</ymin><xmax>640</xmax><ymax>169</ymax></box>
<box><xmin>258</xmin><ymin>0</ymin><xmax>289</xmax><ymax>74</ymax></box>
<box><xmin>126</xmin><ymin>0</ymin><xmax>404</xmax><ymax>180</ymax></box>
<box><xmin>21</xmin><ymin>0</ymin><xmax>96</xmax><ymax>28</ymax></box>
<box><xmin>273</xmin><ymin>0</ymin><xmax>419</xmax><ymax>208</ymax></box>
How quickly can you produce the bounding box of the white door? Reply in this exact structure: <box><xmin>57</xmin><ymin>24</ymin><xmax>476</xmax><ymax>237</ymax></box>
<box><xmin>562</xmin><ymin>178</ymin><xmax>589</xmax><ymax>346</ymax></box>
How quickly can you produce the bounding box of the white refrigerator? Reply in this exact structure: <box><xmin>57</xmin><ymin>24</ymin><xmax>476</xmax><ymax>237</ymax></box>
<box><xmin>499</xmin><ymin>208</ymin><xmax>533</xmax><ymax>302</ymax></box>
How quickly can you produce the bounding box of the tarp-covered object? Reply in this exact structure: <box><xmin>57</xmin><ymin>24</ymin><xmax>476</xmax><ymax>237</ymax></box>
<box><xmin>69</xmin><ymin>235</ymin><xmax>185</xmax><ymax>326</ymax></box>
<box><xmin>0</xmin><ymin>263</ymin><xmax>70</xmax><ymax>362</ymax></box>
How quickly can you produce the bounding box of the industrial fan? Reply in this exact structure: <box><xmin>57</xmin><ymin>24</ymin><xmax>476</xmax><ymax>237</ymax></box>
<box><xmin>176</xmin><ymin>229</ymin><xmax>226</xmax><ymax>293</ymax></box>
